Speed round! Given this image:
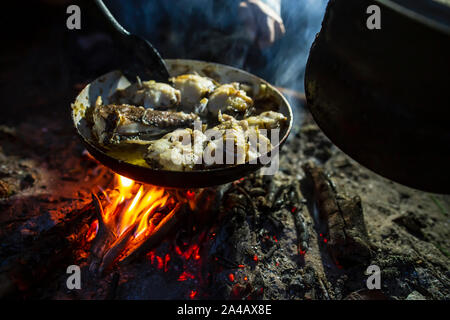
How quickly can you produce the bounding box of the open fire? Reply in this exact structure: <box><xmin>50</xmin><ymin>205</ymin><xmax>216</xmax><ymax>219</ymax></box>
<box><xmin>87</xmin><ymin>173</ymin><xmax>191</xmax><ymax>273</ymax></box>
<box><xmin>79</xmin><ymin>167</ymin><xmax>236</xmax><ymax>299</ymax></box>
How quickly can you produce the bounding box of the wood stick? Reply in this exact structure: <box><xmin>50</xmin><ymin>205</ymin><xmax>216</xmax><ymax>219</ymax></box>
<box><xmin>89</xmin><ymin>193</ymin><xmax>115</xmax><ymax>274</ymax></box>
<box><xmin>302</xmin><ymin>161</ymin><xmax>371</xmax><ymax>268</ymax></box>
<box><xmin>120</xmin><ymin>203</ymin><xmax>186</xmax><ymax>265</ymax></box>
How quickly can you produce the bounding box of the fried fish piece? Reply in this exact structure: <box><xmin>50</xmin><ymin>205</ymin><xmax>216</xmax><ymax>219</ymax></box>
<box><xmin>143</xmin><ymin>114</ymin><xmax>248</xmax><ymax>171</ymax></box>
<box><xmin>211</xmin><ymin>112</ymin><xmax>272</xmax><ymax>163</ymax></box>
<box><xmin>210</xmin><ymin>113</ymin><xmax>250</xmax><ymax>165</ymax></box>
<box><xmin>143</xmin><ymin>111</ymin><xmax>281</xmax><ymax>171</ymax></box>
<box><xmin>207</xmin><ymin>83</ymin><xmax>253</xmax><ymax>117</ymax></box>
<box><xmin>111</xmin><ymin>80</ymin><xmax>181</xmax><ymax>109</ymax></box>
<box><xmin>245</xmin><ymin>111</ymin><xmax>287</xmax><ymax>129</ymax></box>
<box><xmin>92</xmin><ymin>102</ymin><xmax>199</xmax><ymax>146</ymax></box>
<box><xmin>144</xmin><ymin>128</ymin><xmax>207</xmax><ymax>171</ymax></box>
<box><xmin>170</xmin><ymin>74</ymin><xmax>216</xmax><ymax>110</ymax></box>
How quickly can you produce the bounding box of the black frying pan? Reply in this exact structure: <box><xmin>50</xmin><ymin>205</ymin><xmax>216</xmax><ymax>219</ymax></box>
<box><xmin>71</xmin><ymin>59</ymin><xmax>293</xmax><ymax>188</ymax></box>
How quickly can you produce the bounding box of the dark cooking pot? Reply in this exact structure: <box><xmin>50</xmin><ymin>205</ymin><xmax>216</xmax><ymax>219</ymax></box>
<box><xmin>305</xmin><ymin>0</ymin><xmax>450</xmax><ymax>193</ymax></box>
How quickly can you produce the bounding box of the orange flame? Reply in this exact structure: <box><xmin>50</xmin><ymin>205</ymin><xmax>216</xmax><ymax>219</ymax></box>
<box><xmin>106</xmin><ymin>175</ymin><xmax>171</xmax><ymax>240</ymax></box>
<box><xmin>89</xmin><ymin>173</ymin><xmax>178</xmax><ymax>263</ymax></box>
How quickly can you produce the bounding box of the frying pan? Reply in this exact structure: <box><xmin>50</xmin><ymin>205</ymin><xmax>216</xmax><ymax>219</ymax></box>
<box><xmin>72</xmin><ymin>59</ymin><xmax>293</xmax><ymax>188</ymax></box>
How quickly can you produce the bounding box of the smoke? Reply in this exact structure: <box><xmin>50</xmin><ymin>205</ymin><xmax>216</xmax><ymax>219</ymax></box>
<box><xmin>261</xmin><ymin>0</ymin><xmax>328</xmax><ymax>92</ymax></box>
<box><xmin>106</xmin><ymin>0</ymin><xmax>328</xmax><ymax>92</ymax></box>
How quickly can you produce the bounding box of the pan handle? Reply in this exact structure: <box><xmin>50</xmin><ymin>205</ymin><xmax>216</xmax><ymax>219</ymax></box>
<box><xmin>93</xmin><ymin>0</ymin><xmax>129</xmax><ymax>38</ymax></box>
<box><xmin>92</xmin><ymin>0</ymin><xmax>170</xmax><ymax>82</ymax></box>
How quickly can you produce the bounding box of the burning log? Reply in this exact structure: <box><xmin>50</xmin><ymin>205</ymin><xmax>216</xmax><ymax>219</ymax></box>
<box><xmin>97</xmin><ymin>216</ymin><xmax>140</xmax><ymax>274</ymax></box>
<box><xmin>88</xmin><ymin>174</ymin><xmax>199</xmax><ymax>274</ymax></box>
<box><xmin>89</xmin><ymin>193</ymin><xmax>115</xmax><ymax>274</ymax></box>
<box><xmin>302</xmin><ymin>161</ymin><xmax>372</xmax><ymax>268</ymax></box>
<box><xmin>120</xmin><ymin>202</ymin><xmax>187</xmax><ymax>266</ymax></box>
<box><xmin>0</xmin><ymin>202</ymin><xmax>95</xmax><ymax>298</ymax></box>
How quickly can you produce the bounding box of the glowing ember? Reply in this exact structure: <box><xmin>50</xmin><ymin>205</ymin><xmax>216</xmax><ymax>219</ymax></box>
<box><xmin>86</xmin><ymin>220</ymin><xmax>99</xmax><ymax>242</ymax></box>
<box><xmin>147</xmin><ymin>251</ymin><xmax>156</xmax><ymax>263</ymax></box>
<box><xmin>186</xmin><ymin>190</ymin><xmax>195</xmax><ymax>200</ymax></box>
<box><xmin>178</xmin><ymin>271</ymin><xmax>195</xmax><ymax>281</ymax></box>
<box><xmin>164</xmin><ymin>253</ymin><xmax>171</xmax><ymax>272</ymax></box>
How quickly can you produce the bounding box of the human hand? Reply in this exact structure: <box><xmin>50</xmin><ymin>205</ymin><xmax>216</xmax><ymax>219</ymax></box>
<box><xmin>238</xmin><ymin>0</ymin><xmax>286</xmax><ymax>49</ymax></box>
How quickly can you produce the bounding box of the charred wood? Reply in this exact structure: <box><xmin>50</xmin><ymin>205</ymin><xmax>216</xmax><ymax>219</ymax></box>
<box><xmin>302</xmin><ymin>161</ymin><xmax>372</xmax><ymax>268</ymax></box>
<box><xmin>289</xmin><ymin>183</ymin><xmax>310</xmax><ymax>254</ymax></box>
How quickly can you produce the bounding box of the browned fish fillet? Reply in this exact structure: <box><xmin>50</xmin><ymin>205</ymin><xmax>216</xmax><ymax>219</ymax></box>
<box><xmin>92</xmin><ymin>103</ymin><xmax>199</xmax><ymax>145</ymax></box>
